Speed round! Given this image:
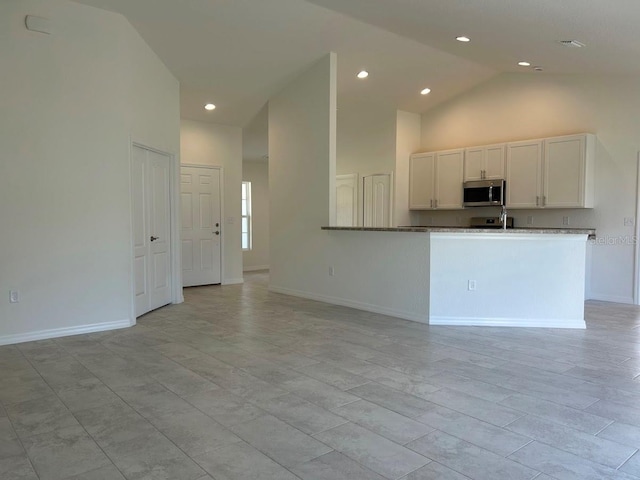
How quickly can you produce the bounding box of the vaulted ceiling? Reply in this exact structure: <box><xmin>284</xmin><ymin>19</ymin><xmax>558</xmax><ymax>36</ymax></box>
<box><xmin>73</xmin><ymin>0</ymin><xmax>640</xmax><ymax>127</ymax></box>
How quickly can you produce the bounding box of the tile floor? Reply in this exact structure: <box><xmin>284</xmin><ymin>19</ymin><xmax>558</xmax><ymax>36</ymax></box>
<box><xmin>2</xmin><ymin>271</ymin><xmax>640</xmax><ymax>479</ymax></box>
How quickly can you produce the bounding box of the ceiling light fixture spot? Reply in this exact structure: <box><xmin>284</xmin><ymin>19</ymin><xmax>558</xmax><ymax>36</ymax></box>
<box><xmin>357</xmin><ymin>70</ymin><xmax>369</xmax><ymax>79</ymax></box>
<box><xmin>420</xmin><ymin>88</ymin><xmax>431</xmax><ymax>95</ymax></box>
<box><xmin>518</xmin><ymin>61</ymin><xmax>531</xmax><ymax>67</ymax></box>
<box><xmin>204</xmin><ymin>103</ymin><xmax>216</xmax><ymax>111</ymax></box>
<box><xmin>456</xmin><ymin>36</ymin><xmax>470</xmax><ymax>42</ymax></box>
<box><xmin>533</xmin><ymin>66</ymin><xmax>544</xmax><ymax>72</ymax></box>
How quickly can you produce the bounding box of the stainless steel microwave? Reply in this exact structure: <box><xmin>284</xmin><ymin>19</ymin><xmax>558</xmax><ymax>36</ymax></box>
<box><xmin>463</xmin><ymin>179</ymin><xmax>505</xmax><ymax>207</ymax></box>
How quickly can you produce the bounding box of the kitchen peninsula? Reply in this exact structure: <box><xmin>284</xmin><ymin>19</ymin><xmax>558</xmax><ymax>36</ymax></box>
<box><xmin>321</xmin><ymin>226</ymin><xmax>595</xmax><ymax>329</ymax></box>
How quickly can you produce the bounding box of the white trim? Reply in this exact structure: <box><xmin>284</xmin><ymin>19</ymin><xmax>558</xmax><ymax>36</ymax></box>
<box><xmin>269</xmin><ymin>285</ymin><xmax>429</xmax><ymax>324</ymax></box>
<box><xmin>0</xmin><ymin>319</ymin><xmax>133</xmax><ymax>347</ymax></box>
<box><xmin>429</xmin><ymin>316</ymin><xmax>586</xmax><ymax>329</ymax></box>
<box><xmin>223</xmin><ymin>278</ymin><xmax>244</xmax><ymax>285</ymax></box>
<box><xmin>243</xmin><ymin>265</ymin><xmax>269</xmax><ymax>272</ymax></box>
<box><xmin>588</xmin><ymin>294</ymin><xmax>635</xmax><ymax>305</ymax></box>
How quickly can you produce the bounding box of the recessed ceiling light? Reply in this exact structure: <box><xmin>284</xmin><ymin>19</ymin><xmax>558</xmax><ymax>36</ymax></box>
<box><xmin>533</xmin><ymin>66</ymin><xmax>544</xmax><ymax>72</ymax></box>
<box><xmin>518</xmin><ymin>61</ymin><xmax>531</xmax><ymax>67</ymax></box>
<box><xmin>204</xmin><ymin>103</ymin><xmax>216</xmax><ymax>111</ymax></box>
<box><xmin>357</xmin><ymin>70</ymin><xmax>369</xmax><ymax>79</ymax></box>
<box><xmin>420</xmin><ymin>88</ymin><xmax>431</xmax><ymax>95</ymax></box>
<box><xmin>456</xmin><ymin>36</ymin><xmax>470</xmax><ymax>42</ymax></box>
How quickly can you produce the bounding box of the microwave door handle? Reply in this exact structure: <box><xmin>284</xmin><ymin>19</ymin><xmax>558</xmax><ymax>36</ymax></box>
<box><xmin>488</xmin><ymin>185</ymin><xmax>493</xmax><ymax>202</ymax></box>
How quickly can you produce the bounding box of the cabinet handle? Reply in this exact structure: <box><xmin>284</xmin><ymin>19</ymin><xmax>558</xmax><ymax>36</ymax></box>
<box><xmin>430</xmin><ymin>199</ymin><xmax>433</xmax><ymax>208</ymax></box>
<box><xmin>543</xmin><ymin>196</ymin><xmax>546</xmax><ymax>206</ymax></box>
<box><xmin>434</xmin><ymin>199</ymin><xmax>438</xmax><ymax>208</ymax></box>
<box><xmin>536</xmin><ymin>196</ymin><xmax>540</xmax><ymax>206</ymax></box>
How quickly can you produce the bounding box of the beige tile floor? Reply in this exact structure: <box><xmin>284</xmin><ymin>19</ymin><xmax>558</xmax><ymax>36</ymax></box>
<box><xmin>2</xmin><ymin>271</ymin><xmax>640</xmax><ymax>479</ymax></box>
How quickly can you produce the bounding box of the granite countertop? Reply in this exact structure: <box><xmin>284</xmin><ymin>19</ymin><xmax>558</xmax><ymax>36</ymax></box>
<box><xmin>321</xmin><ymin>226</ymin><xmax>596</xmax><ymax>238</ymax></box>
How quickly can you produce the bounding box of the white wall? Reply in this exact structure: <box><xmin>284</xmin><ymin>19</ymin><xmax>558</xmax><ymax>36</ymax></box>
<box><xmin>395</xmin><ymin>110</ymin><xmax>422</xmax><ymax>227</ymax></box>
<box><xmin>419</xmin><ymin>73</ymin><xmax>640</xmax><ymax>304</ymax></box>
<box><xmin>336</xmin><ymin>100</ymin><xmax>397</xmax><ymax>226</ymax></box>
<box><xmin>242</xmin><ymin>161</ymin><xmax>270</xmax><ymax>271</ymax></box>
<box><xmin>268</xmin><ymin>54</ymin><xmax>432</xmax><ymax>321</ymax></box>
<box><xmin>0</xmin><ymin>0</ymin><xmax>180</xmax><ymax>345</ymax></box>
<box><xmin>180</xmin><ymin>119</ymin><xmax>244</xmax><ymax>284</ymax></box>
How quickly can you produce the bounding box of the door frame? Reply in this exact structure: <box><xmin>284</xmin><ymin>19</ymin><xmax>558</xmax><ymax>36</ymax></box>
<box><xmin>128</xmin><ymin>141</ymin><xmax>183</xmax><ymax>324</ymax></box>
<box><xmin>634</xmin><ymin>152</ymin><xmax>640</xmax><ymax>305</ymax></box>
<box><xmin>180</xmin><ymin>164</ymin><xmax>225</xmax><ymax>287</ymax></box>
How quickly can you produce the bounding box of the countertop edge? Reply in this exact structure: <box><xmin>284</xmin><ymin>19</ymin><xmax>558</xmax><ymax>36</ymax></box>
<box><xmin>321</xmin><ymin>226</ymin><xmax>596</xmax><ymax>238</ymax></box>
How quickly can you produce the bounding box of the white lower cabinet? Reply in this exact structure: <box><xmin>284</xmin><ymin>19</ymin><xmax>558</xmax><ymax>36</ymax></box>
<box><xmin>410</xmin><ymin>149</ymin><xmax>463</xmax><ymax>210</ymax></box>
<box><xmin>506</xmin><ymin>133</ymin><xmax>595</xmax><ymax>209</ymax></box>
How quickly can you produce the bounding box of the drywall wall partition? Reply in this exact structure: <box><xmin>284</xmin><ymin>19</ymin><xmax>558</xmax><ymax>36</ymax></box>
<box><xmin>395</xmin><ymin>110</ymin><xmax>421</xmax><ymax>227</ymax></box>
<box><xmin>419</xmin><ymin>72</ymin><xmax>640</xmax><ymax>303</ymax></box>
<box><xmin>268</xmin><ymin>53</ymin><xmax>431</xmax><ymax>321</ymax></box>
<box><xmin>0</xmin><ymin>0</ymin><xmax>180</xmax><ymax>344</ymax></box>
<box><xmin>269</xmin><ymin>53</ymin><xmax>337</xmax><ymax>292</ymax></box>
<box><xmin>180</xmin><ymin>119</ymin><xmax>244</xmax><ymax>284</ymax></box>
<box><xmin>242</xmin><ymin>161</ymin><xmax>270</xmax><ymax>271</ymax></box>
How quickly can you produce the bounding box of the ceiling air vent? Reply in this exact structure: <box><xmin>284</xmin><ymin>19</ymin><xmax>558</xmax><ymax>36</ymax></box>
<box><xmin>559</xmin><ymin>40</ymin><xmax>586</xmax><ymax>48</ymax></box>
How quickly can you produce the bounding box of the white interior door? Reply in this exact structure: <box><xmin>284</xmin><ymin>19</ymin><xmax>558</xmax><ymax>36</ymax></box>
<box><xmin>363</xmin><ymin>173</ymin><xmax>392</xmax><ymax>227</ymax></box>
<box><xmin>181</xmin><ymin>166</ymin><xmax>222</xmax><ymax>287</ymax></box>
<box><xmin>132</xmin><ymin>145</ymin><xmax>172</xmax><ymax>317</ymax></box>
<box><xmin>336</xmin><ymin>174</ymin><xmax>358</xmax><ymax>226</ymax></box>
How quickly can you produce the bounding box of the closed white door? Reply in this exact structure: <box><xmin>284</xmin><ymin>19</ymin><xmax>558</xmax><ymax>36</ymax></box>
<box><xmin>336</xmin><ymin>174</ymin><xmax>358</xmax><ymax>226</ymax></box>
<box><xmin>363</xmin><ymin>174</ymin><xmax>392</xmax><ymax>227</ymax></box>
<box><xmin>181</xmin><ymin>166</ymin><xmax>222</xmax><ymax>286</ymax></box>
<box><xmin>132</xmin><ymin>145</ymin><xmax>172</xmax><ymax>317</ymax></box>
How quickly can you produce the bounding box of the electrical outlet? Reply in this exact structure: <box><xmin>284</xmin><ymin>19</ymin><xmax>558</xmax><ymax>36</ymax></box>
<box><xmin>562</xmin><ymin>216</ymin><xmax>570</xmax><ymax>226</ymax></box>
<box><xmin>527</xmin><ymin>216</ymin><xmax>534</xmax><ymax>226</ymax></box>
<box><xmin>624</xmin><ymin>217</ymin><xmax>635</xmax><ymax>227</ymax></box>
<box><xmin>468</xmin><ymin>280</ymin><xmax>476</xmax><ymax>291</ymax></box>
<box><xmin>9</xmin><ymin>290</ymin><xmax>19</xmax><ymax>303</ymax></box>
<box><xmin>329</xmin><ymin>266</ymin><xmax>335</xmax><ymax>276</ymax></box>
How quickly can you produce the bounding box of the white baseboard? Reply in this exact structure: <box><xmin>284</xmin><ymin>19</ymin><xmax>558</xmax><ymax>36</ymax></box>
<box><xmin>268</xmin><ymin>285</ymin><xmax>429</xmax><ymax>324</ymax></box>
<box><xmin>223</xmin><ymin>278</ymin><xmax>244</xmax><ymax>285</ymax></box>
<box><xmin>430</xmin><ymin>316</ymin><xmax>586</xmax><ymax>329</ymax></box>
<box><xmin>243</xmin><ymin>265</ymin><xmax>269</xmax><ymax>272</ymax></box>
<box><xmin>0</xmin><ymin>318</ymin><xmax>134</xmax><ymax>346</ymax></box>
<box><xmin>587</xmin><ymin>293</ymin><xmax>634</xmax><ymax>305</ymax></box>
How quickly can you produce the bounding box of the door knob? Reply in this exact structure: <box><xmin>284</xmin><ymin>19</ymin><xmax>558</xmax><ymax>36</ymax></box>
<box><xmin>215</xmin><ymin>223</ymin><xmax>220</xmax><ymax>227</ymax></box>
<box><xmin>214</xmin><ymin>231</ymin><xmax>220</xmax><ymax>236</ymax></box>
<box><xmin>150</xmin><ymin>236</ymin><xmax>159</xmax><ymax>242</ymax></box>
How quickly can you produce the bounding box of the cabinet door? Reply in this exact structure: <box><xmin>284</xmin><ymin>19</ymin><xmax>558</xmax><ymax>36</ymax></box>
<box><xmin>484</xmin><ymin>144</ymin><xmax>506</xmax><ymax>179</ymax></box>
<box><xmin>463</xmin><ymin>147</ymin><xmax>484</xmax><ymax>181</ymax></box>
<box><xmin>409</xmin><ymin>153</ymin><xmax>436</xmax><ymax>209</ymax></box>
<box><xmin>435</xmin><ymin>149</ymin><xmax>464</xmax><ymax>209</ymax></box>
<box><xmin>544</xmin><ymin>135</ymin><xmax>585</xmax><ymax>208</ymax></box>
<box><xmin>506</xmin><ymin>140</ymin><xmax>543</xmax><ymax>208</ymax></box>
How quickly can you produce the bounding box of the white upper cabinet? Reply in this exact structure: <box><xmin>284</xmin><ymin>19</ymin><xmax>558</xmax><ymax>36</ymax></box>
<box><xmin>506</xmin><ymin>139</ymin><xmax>544</xmax><ymax>208</ymax></box>
<box><xmin>409</xmin><ymin>152</ymin><xmax>435</xmax><ymax>209</ymax></box>
<box><xmin>506</xmin><ymin>133</ymin><xmax>595</xmax><ymax>209</ymax></box>
<box><xmin>544</xmin><ymin>134</ymin><xmax>595</xmax><ymax>208</ymax></box>
<box><xmin>409</xmin><ymin>149</ymin><xmax>463</xmax><ymax>210</ymax></box>
<box><xmin>435</xmin><ymin>149</ymin><xmax>464</xmax><ymax>209</ymax></box>
<box><xmin>464</xmin><ymin>144</ymin><xmax>505</xmax><ymax>181</ymax></box>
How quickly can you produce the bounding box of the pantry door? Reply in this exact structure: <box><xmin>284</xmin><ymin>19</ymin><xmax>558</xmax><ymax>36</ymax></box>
<box><xmin>181</xmin><ymin>165</ymin><xmax>222</xmax><ymax>287</ymax></box>
<box><xmin>132</xmin><ymin>145</ymin><xmax>173</xmax><ymax>317</ymax></box>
